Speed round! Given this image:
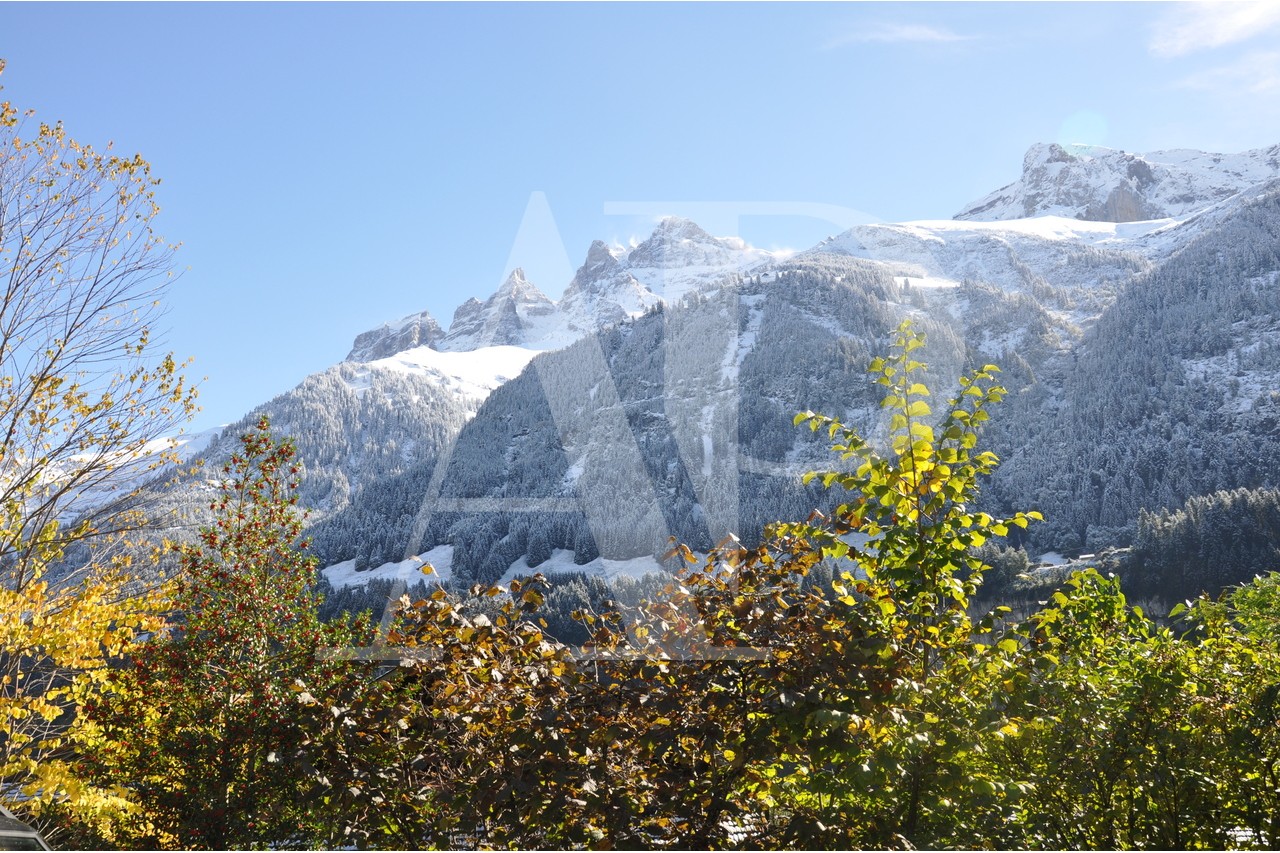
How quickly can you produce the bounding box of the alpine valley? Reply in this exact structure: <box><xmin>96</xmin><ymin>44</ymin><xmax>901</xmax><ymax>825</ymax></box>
<box><xmin>137</xmin><ymin>141</ymin><xmax>1280</xmax><ymax>610</ymax></box>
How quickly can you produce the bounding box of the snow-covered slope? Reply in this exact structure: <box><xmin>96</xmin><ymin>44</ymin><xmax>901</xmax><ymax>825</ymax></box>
<box><xmin>54</xmin><ymin>426</ymin><xmax>223</xmax><ymax>524</ymax></box>
<box><xmin>355</xmin><ymin>344</ymin><xmax>543</xmax><ymax>409</ymax></box>
<box><xmin>810</xmin><ymin>215</ymin><xmax>1153</xmax><ymax>286</ymax></box>
<box><xmin>957</xmin><ymin>142</ymin><xmax>1280</xmax><ymax>223</ymax></box>
<box><xmin>812</xmin><ymin>172</ymin><xmax>1280</xmax><ymax>330</ymax></box>
<box><xmin>322</xmin><ymin>545</ymin><xmax>665</xmax><ymax>591</ymax></box>
<box><xmin>803</xmin><ymin>214</ymin><xmax>1152</xmax><ymax>327</ymax></box>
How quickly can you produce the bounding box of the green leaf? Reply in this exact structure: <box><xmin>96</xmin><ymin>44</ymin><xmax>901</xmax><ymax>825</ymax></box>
<box><xmin>909</xmin><ymin>422</ymin><xmax>934</xmax><ymax>442</ymax></box>
<box><xmin>906</xmin><ymin>399</ymin><xmax>931</xmax><ymax>418</ymax></box>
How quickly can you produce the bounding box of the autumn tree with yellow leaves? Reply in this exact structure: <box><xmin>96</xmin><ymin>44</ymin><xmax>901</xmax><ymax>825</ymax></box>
<box><xmin>0</xmin><ymin>60</ymin><xmax>197</xmax><ymax>840</ymax></box>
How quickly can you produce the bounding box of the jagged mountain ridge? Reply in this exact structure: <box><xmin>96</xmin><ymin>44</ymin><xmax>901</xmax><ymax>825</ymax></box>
<box><xmin>349</xmin><ymin>142</ymin><xmax>1280</xmax><ymax>369</ymax></box>
<box><xmin>346</xmin><ymin>311</ymin><xmax>445</xmax><ymax>362</ymax></box>
<box><xmin>957</xmin><ymin>142</ymin><xmax>1280</xmax><ymax>223</ymax></box>
<box><xmin>345</xmin><ymin>217</ymin><xmax>775</xmax><ymax>360</ymax></box>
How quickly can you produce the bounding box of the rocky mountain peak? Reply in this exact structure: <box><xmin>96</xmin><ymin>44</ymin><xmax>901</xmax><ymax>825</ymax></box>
<box><xmin>654</xmin><ymin>215</ymin><xmax>714</xmax><ymax>240</ymax></box>
<box><xmin>559</xmin><ymin>238</ymin><xmax>653</xmax><ymax>332</ymax></box>
<box><xmin>498</xmin><ymin>266</ymin><xmax>529</xmax><ymax>290</ymax></box>
<box><xmin>576</xmin><ymin>240</ymin><xmax>628</xmax><ymax>283</ymax></box>
<box><xmin>346</xmin><ymin>310</ymin><xmax>445</xmax><ymax>362</ymax></box>
<box><xmin>495</xmin><ymin>267</ymin><xmax>555</xmax><ymax>308</ymax></box>
<box><xmin>440</xmin><ymin>269</ymin><xmax>559</xmax><ymax>351</ymax></box>
<box><xmin>627</xmin><ymin>216</ymin><xmax>739</xmax><ymax>270</ymax></box>
<box><xmin>1024</xmin><ymin>141</ymin><xmax>1079</xmax><ymax>169</ymax></box>
<box><xmin>957</xmin><ymin>142</ymin><xmax>1280</xmax><ymax>223</ymax></box>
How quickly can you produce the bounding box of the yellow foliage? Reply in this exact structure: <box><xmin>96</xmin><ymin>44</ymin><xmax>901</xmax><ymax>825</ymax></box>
<box><xmin>1</xmin><ymin>544</ymin><xmax>170</xmax><ymax>811</ymax></box>
<box><xmin>0</xmin><ymin>61</ymin><xmax>194</xmax><ymax>843</ymax></box>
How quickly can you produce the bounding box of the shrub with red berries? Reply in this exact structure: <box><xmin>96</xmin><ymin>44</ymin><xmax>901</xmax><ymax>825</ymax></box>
<box><xmin>81</xmin><ymin>418</ymin><xmax>370</xmax><ymax>849</ymax></box>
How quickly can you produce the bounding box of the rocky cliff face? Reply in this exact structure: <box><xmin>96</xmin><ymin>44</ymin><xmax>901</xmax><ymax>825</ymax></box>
<box><xmin>558</xmin><ymin>240</ymin><xmax>658</xmax><ymax>334</ymax></box>
<box><xmin>626</xmin><ymin>217</ymin><xmax>745</xmax><ymax>271</ymax></box>
<box><xmin>956</xmin><ymin>142</ymin><xmax>1280</xmax><ymax>223</ymax></box>
<box><xmin>557</xmin><ymin>217</ymin><xmax>774</xmax><ymax>333</ymax></box>
<box><xmin>439</xmin><ymin>268</ymin><xmax>561</xmax><ymax>351</ymax></box>
<box><xmin>346</xmin><ymin>311</ymin><xmax>445</xmax><ymax>362</ymax></box>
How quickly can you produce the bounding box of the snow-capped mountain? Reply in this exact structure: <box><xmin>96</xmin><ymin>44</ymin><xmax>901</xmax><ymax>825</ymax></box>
<box><xmin>802</xmin><ymin>147</ymin><xmax>1280</xmax><ymax>331</ymax></box>
<box><xmin>558</xmin><ymin>240</ymin><xmax>657</xmax><ymax>335</ymax></box>
<box><xmin>557</xmin><ymin>217</ymin><xmax>774</xmax><ymax>333</ymax></box>
<box><xmin>439</xmin><ymin>268</ymin><xmax>563</xmax><ymax>351</ymax></box>
<box><xmin>621</xmin><ymin>216</ymin><xmax>773</xmax><ymax>297</ymax></box>
<box><xmin>345</xmin><ymin>216</ymin><xmax>775</xmax><ymax>362</ymax></box>
<box><xmin>313</xmin><ymin>177</ymin><xmax>1280</xmax><ymax>594</ymax></box>
<box><xmin>111</xmin><ymin>141</ymin><xmax>1280</xmax><ymax>604</ymax></box>
<box><xmin>117</xmin><ymin>217</ymin><xmax>773</xmax><ymax>578</ymax></box>
<box><xmin>347</xmin><ymin>310</ymin><xmax>445</xmax><ymax>362</ymax></box>
<box><xmin>956</xmin><ymin>142</ymin><xmax>1280</xmax><ymax>223</ymax></box>
<box><xmin>804</xmin><ymin>216</ymin><xmax>1151</xmax><ymax>326</ymax></box>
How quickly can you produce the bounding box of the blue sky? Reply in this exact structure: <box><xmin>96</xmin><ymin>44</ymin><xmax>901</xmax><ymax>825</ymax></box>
<box><xmin>2</xmin><ymin>2</ymin><xmax>1279</xmax><ymax>431</ymax></box>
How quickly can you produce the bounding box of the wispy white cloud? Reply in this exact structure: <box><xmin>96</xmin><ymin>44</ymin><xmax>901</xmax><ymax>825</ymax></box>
<box><xmin>1150</xmin><ymin>1</ymin><xmax>1280</xmax><ymax>57</ymax></box>
<box><xmin>1175</xmin><ymin>50</ymin><xmax>1280</xmax><ymax>93</ymax></box>
<box><xmin>824</xmin><ymin>23</ymin><xmax>973</xmax><ymax>50</ymax></box>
